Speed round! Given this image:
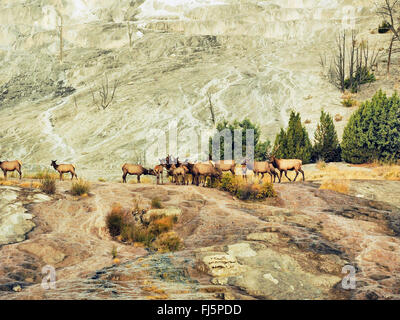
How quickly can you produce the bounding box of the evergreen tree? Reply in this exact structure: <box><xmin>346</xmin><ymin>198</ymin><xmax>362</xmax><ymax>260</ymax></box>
<box><xmin>341</xmin><ymin>90</ymin><xmax>400</xmax><ymax>163</ymax></box>
<box><xmin>313</xmin><ymin>110</ymin><xmax>341</xmax><ymax>162</ymax></box>
<box><xmin>273</xmin><ymin>111</ymin><xmax>312</xmax><ymax>163</ymax></box>
<box><xmin>209</xmin><ymin>119</ymin><xmax>270</xmax><ymax>160</ymax></box>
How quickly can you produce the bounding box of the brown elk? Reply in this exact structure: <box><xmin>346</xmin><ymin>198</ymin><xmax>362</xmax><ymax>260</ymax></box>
<box><xmin>0</xmin><ymin>160</ymin><xmax>22</xmax><ymax>180</ymax></box>
<box><xmin>154</xmin><ymin>164</ymin><xmax>164</xmax><ymax>185</ymax></box>
<box><xmin>245</xmin><ymin>159</ymin><xmax>279</xmax><ymax>183</ymax></box>
<box><xmin>169</xmin><ymin>164</ymin><xmax>189</xmax><ymax>185</ymax></box>
<box><xmin>122</xmin><ymin>164</ymin><xmax>155</xmax><ymax>183</ymax></box>
<box><xmin>192</xmin><ymin>162</ymin><xmax>222</xmax><ymax>186</ymax></box>
<box><xmin>51</xmin><ymin>160</ymin><xmax>77</xmax><ymax>181</ymax></box>
<box><xmin>269</xmin><ymin>155</ymin><xmax>305</xmax><ymax>182</ymax></box>
<box><xmin>214</xmin><ymin>160</ymin><xmax>236</xmax><ymax>175</ymax></box>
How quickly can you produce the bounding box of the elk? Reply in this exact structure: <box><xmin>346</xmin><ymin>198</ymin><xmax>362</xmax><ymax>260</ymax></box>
<box><xmin>169</xmin><ymin>164</ymin><xmax>189</xmax><ymax>185</ymax></box>
<box><xmin>154</xmin><ymin>164</ymin><xmax>164</xmax><ymax>185</ymax></box>
<box><xmin>51</xmin><ymin>160</ymin><xmax>77</xmax><ymax>181</ymax></box>
<box><xmin>245</xmin><ymin>159</ymin><xmax>279</xmax><ymax>183</ymax></box>
<box><xmin>0</xmin><ymin>160</ymin><xmax>22</xmax><ymax>180</ymax></box>
<box><xmin>192</xmin><ymin>162</ymin><xmax>222</xmax><ymax>187</ymax></box>
<box><xmin>269</xmin><ymin>155</ymin><xmax>305</xmax><ymax>182</ymax></box>
<box><xmin>122</xmin><ymin>163</ymin><xmax>155</xmax><ymax>183</ymax></box>
<box><xmin>214</xmin><ymin>160</ymin><xmax>236</xmax><ymax>175</ymax></box>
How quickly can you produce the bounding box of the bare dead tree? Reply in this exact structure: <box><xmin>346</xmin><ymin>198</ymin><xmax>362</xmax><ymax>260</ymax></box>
<box><xmin>56</xmin><ymin>12</ymin><xmax>64</xmax><ymax>63</ymax></box>
<box><xmin>127</xmin><ymin>21</ymin><xmax>136</xmax><ymax>48</ymax></box>
<box><xmin>90</xmin><ymin>74</ymin><xmax>120</xmax><ymax>110</ymax></box>
<box><xmin>376</xmin><ymin>0</ymin><xmax>400</xmax><ymax>75</ymax></box>
<box><xmin>207</xmin><ymin>92</ymin><xmax>216</xmax><ymax>125</ymax></box>
<box><xmin>326</xmin><ymin>30</ymin><xmax>379</xmax><ymax>92</ymax></box>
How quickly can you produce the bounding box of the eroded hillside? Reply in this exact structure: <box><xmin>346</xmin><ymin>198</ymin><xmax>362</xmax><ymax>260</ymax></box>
<box><xmin>0</xmin><ymin>0</ymin><xmax>392</xmax><ymax>180</ymax></box>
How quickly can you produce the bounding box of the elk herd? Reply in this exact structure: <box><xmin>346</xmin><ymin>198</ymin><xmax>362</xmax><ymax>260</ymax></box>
<box><xmin>120</xmin><ymin>154</ymin><xmax>305</xmax><ymax>185</ymax></box>
<box><xmin>0</xmin><ymin>154</ymin><xmax>305</xmax><ymax>185</ymax></box>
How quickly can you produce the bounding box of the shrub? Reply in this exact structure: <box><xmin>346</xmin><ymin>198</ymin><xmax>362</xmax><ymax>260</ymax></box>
<box><xmin>151</xmin><ymin>197</ymin><xmax>163</xmax><ymax>209</ymax></box>
<box><xmin>334</xmin><ymin>114</ymin><xmax>343</xmax><ymax>122</ymax></box>
<box><xmin>378</xmin><ymin>21</ymin><xmax>391</xmax><ymax>34</ymax></box>
<box><xmin>106</xmin><ymin>205</ymin><xmax>127</xmax><ymax>237</ymax></box>
<box><xmin>341</xmin><ymin>90</ymin><xmax>400</xmax><ymax>164</ymax></box>
<box><xmin>71</xmin><ymin>179</ymin><xmax>91</xmax><ymax>196</ymax></box>
<box><xmin>344</xmin><ymin>67</ymin><xmax>375</xmax><ymax>93</ymax></box>
<box><xmin>153</xmin><ymin>232</ymin><xmax>183</xmax><ymax>252</ymax></box>
<box><xmin>217</xmin><ymin>173</ymin><xmax>276</xmax><ymax>200</ymax></box>
<box><xmin>40</xmin><ymin>175</ymin><xmax>56</xmax><ymax>195</ymax></box>
<box><xmin>105</xmin><ymin>204</ymin><xmax>180</xmax><ymax>251</ymax></box>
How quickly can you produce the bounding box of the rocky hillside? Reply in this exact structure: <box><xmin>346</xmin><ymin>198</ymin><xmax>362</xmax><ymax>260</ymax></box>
<box><xmin>0</xmin><ymin>0</ymin><xmax>392</xmax><ymax>179</ymax></box>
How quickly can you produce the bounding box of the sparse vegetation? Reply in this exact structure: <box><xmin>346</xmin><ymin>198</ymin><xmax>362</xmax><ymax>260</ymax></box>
<box><xmin>320</xmin><ymin>179</ymin><xmax>350</xmax><ymax>194</ymax></box>
<box><xmin>217</xmin><ymin>174</ymin><xmax>276</xmax><ymax>200</ymax></box>
<box><xmin>151</xmin><ymin>197</ymin><xmax>163</xmax><ymax>209</ymax></box>
<box><xmin>40</xmin><ymin>175</ymin><xmax>56</xmax><ymax>195</ymax></box>
<box><xmin>341</xmin><ymin>92</ymin><xmax>358</xmax><ymax>107</ymax></box>
<box><xmin>322</xmin><ymin>30</ymin><xmax>379</xmax><ymax>93</ymax></box>
<box><xmin>71</xmin><ymin>179</ymin><xmax>91</xmax><ymax>196</ymax></box>
<box><xmin>105</xmin><ymin>203</ymin><xmax>182</xmax><ymax>252</ymax></box>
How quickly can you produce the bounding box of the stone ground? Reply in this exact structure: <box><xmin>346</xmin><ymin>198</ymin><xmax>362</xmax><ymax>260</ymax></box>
<box><xmin>0</xmin><ymin>178</ymin><xmax>399</xmax><ymax>300</ymax></box>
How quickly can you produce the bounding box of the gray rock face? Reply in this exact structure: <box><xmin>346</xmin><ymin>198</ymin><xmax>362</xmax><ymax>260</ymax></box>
<box><xmin>0</xmin><ymin>186</ymin><xmax>51</xmax><ymax>245</ymax></box>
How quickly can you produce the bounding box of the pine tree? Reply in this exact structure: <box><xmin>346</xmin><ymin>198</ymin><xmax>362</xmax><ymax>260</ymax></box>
<box><xmin>273</xmin><ymin>111</ymin><xmax>313</xmax><ymax>163</ymax></box>
<box><xmin>209</xmin><ymin>119</ymin><xmax>270</xmax><ymax>160</ymax></box>
<box><xmin>341</xmin><ymin>90</ymin><xmax>400</xmax><ymax>164</ymax></box>
<box><xmin>313</xmin><ymin>110</ymin><xmax>341</xmax><ymax>162</ymax></box>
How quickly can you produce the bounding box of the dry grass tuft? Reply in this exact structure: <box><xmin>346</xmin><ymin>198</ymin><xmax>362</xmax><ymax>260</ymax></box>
<box><xmin>320</xmin><ymin>179</ymin><xmax>350</xmax><ymax>194</ymax></box>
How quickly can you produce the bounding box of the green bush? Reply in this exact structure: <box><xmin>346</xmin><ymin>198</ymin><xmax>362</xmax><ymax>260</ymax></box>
<box><xmin>378</xmin><ymin>21</ymin><xmax>391</xmax><ymax>34</ymax></box>
<box><xmin>344</xmin><ymin>67</ymin><xmax>376</xmax><ymax>93</ymax></box>
<box><xmin>313</xmin><ymin>110</ymin><xmax>341</xmax><ymax>162</ymax></box>
<box><xmin>273</xmin><ymin>111</ymin><xmax>313</xmax><ymax>164</ymax></box>
<box><xmin>341</xmin><ymin>90</ymin><xmax>400</xmax><ymax>164</ymax></box>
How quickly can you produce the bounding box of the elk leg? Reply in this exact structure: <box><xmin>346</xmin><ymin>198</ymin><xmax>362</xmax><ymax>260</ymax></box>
<box><xmin>18</xmin><ymin>169</ymin><xmax>22</xmax><ymax>180</ymax></box>
<box><xmin>137</xmin><ymin>175</ymin><xmax>141</xmax><ymax>183</ymax></box>
<box><xmin>284</xmin><ymin>170</ymin><xmax>292</xmax><ymax>182</ymax></box>
<box><xmin>293</xmin><ymin>171</ymin><xmax>299</xmax><ymax>182</ymax></box>
<box><xmin>3</xmin><ymin>170</ymin><xmax>7</xmax><ymax>181</ymax></box>
<box><xmin>60</xmin><ymin>172</ymin><xmax>63</xmax><ymax>181</ymax></box>
<box><xmin>122</xmin><ymin>173</ymin><xmax>127</xmax><ymax>183</ymax></box>
<box><xmin>300</xmin><ymin>169</ymin><xmax>305</xmax><ymax>182</ymax></box>
<box><xmin>71</xmin><ymin>172</ymin><xmax>74</xmax><ymax>180</ymax></box>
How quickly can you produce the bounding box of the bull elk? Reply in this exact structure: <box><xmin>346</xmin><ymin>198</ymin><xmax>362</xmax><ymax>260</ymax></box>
<box><xmin>0</xmin><ymin>160</ymin><xmax>22</xmax><ymax>180</ymax></box>
<box><xmin>51</xmin><ymin>160</ymin><xmax>77</xmax><ymax>181</ymax></box>
<box><xmin>122</xmin><ymin>163</ymin><xmax>155</xmax><ymax>183</ymax></box>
